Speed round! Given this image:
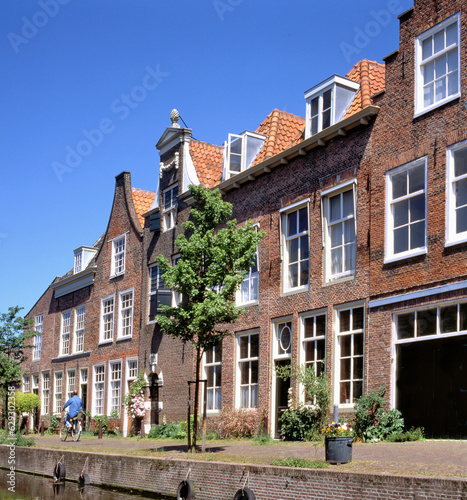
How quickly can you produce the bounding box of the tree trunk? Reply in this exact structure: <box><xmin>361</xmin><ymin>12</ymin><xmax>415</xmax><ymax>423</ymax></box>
<box><xmin>191</xmin><ymin>346</ymin><xmax>202</xmax><ymax>453</ymax></box>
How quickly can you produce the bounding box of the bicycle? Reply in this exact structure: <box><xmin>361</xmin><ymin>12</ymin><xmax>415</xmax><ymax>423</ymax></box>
<box><xmin>60</xmin><ymin>413</ymin><xmax>82</xmax><ymax>442</ymax></box>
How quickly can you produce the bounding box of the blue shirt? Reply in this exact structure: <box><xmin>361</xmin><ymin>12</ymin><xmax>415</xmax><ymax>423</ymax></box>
<box><xmin>62</xmin><ymin>395</ymin><xmax>82</xmax><ymax>418</ymax></box>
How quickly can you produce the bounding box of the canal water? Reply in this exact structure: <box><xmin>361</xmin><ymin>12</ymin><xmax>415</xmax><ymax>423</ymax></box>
<box><xmin>0</xmin><ymin>469</ymin><xmax>171</xmax><ymax>500</ymax></box>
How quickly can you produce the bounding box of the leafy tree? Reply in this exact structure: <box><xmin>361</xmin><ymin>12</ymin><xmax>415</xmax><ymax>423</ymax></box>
<box><xmin>14</xmin><ymin>392</ymin><xmax>40</xmax><ymax>413</ymax></box>
<box><xmin>0</xmin><ymin>306</ymin><xmax>37</xmax><ymax>428</ymax></box>
<box><xmin>156</xmin><ymin>185</ymin><xmax>264</xmax><ymax>451</ymax></box>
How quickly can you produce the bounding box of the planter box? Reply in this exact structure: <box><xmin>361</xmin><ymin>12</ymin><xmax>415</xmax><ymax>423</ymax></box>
<box><xmin>325</xmin><ymin>436</ymin><xmax>353</xmax><ymax>464</ymax></box>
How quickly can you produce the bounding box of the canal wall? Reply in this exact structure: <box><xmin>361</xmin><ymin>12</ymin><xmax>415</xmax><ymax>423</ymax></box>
<box><xmin>1</xmin><ymin>445</ymin><xmax>466</xmax><ymax>500</ymax></box>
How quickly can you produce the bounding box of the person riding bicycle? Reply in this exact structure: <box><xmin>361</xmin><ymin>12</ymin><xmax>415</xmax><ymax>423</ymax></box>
<box><xmin>62</xmin><ymin>390</ymin><xmax>82</xmax><ymax>429</ymax></box>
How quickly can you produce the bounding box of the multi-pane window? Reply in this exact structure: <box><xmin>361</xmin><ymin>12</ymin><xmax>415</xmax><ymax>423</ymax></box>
<box><xmin>446</xmin><ymin>142</ymin><xmax>467</xmax><ymax>245</ymax></box>
<box><xmin>60</xmin><ymin>310</ymin><xmax>71</xmax><ymax>356</ymax></box>
<box><xmin>127</xmin><ymin>359</ymin><xmax>138</xmax><ymax>381</ymax></box>
<box><xmin>238</xmin><ymin>332</ymin><xmax>259</xmax><ymax>409</ymax></box>
<box><xmin>111</xmin><ymin>235</ymin><xmax>126</xmax><ymax>276</ymax></box>
<box><xmin>23</xmin><ymin>375</ymin><xmax>30</xmax><ymax>393</ymax></box>
<box><xmin>93</xmin><ymin>365</ymin><xmax>105</xmax><ymax>415</ymax></box>
<box><xmin>67</xmin><ymin>370</ymin><xmax>76</xmax><ymax>399</ymax></box>
<box><xmin>301</xmin><ymin>313</ymin><xmax>326</xmax><ymax>404</ymax></box>
<box><xmin>33</xmin><ymin>314</ymin><xmax>43</xmax><ymax>360</ymax></box>
<box><xmin>100</xmin><ymin>296</ymin><xmax>114</xmax><ymax>342</ymax></box>
<box><xmin>54</xmin><ymin>372</ymin><xmax>63</xmax><ymax>414</ymax></box>
<box><xmin>42</xmin><ymin>372</ymin><xmax>50</xmax><ymax>415</ymax></box>
<box><xmin>274</xmin><ymin>321</ymin><xmax>292</xmax><ymax>358</ymax></box>
<box><xmin>337</xmin><ymin>306</ymin><xmax>364</xmax><ymax>405</ymax></box>
<box><xmin>237</xmin><ymin>250</ymin><xmax>259</xmax><ymax>305</ymax></box>
<box><xmin>282</xmin><ymin>205</ymin><xmax>309</xmax><ymax>291</ymax></box>
<box><xmin>118</xmin><ymin>290</ymin><xmax>133</xmax><ymax>338</ymax></box>
<box><xmin>32</xmin><ymin>374</ymin><xmax>39</xmax><ymax>395</ymax></box>
<box><xmin>323</xmin><ymin>185</ymin><xmax>356</xmax><ymax>281</ymax></box>
<box><xmin>149</xmin><ymin>266</ymin><xmax>171</xmax><ymax>321</ymax></box>
<box><xmin>386</xmin><ymin>159</ymin><xmax>426</xmax><ymax>261</ymax></box>
<box><xmin>224</xmin><ymin>132</ymin><xmax>265</xmax><ymax>179</ymax></box>
<box><xmin>205</xmin><ymin>344</ymin><xmax>222</xmax><ymax>411</ymax></box>
<box><xmin>74</xmin><ymin>251</ymin><xmax>82</xmax><ymax>274</ymax></box>
<box><xmin>416</xmin><ymin>13</ymin><xmax>460</xmax><ymax>115</ymax></box>
<box><xmin>109</xmin><ymin>362</ymin><xmax>122</xmax><ymax>416</ymax></box>
<box><xmin>395</xmin><ymin>302</ymin><xmax>467</xmax><ymax>341</ymax></box>
<box><xmin>163</xmin><ymin>184</ymin><xmax>178</xmax><ymax>230</ymax></box>
<box><xmin>75</xmin><ymin>306</ymin><xmax>85</xmax><ymax>352</ymax></box>
<box><xmin>310</xmin><ymin>88</ymin><xmax>332</xmax><ymax>136</ymax></box>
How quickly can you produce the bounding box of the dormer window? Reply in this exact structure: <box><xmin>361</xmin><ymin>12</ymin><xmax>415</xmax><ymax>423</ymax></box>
<box><xmin>73</xmin><ymin>246</ymin><xmax>97</xmax><ymax>274</ymax></box>
<box><xmin>223</xmin><ymin>132</ymin><xmax>265</xmax><ymax>180</ymax></box>
<box><xmin>304</xmin><ymin>76</ymin><xmax>359</xmax><ymax>139</ymax></box>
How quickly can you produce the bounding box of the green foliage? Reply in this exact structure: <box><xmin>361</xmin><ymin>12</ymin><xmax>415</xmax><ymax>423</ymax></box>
<box><xmin>109</xmin><ymin>409</ymin><xmax>120</xmax><ymax>419</ymax></box>
<box><xmin>46</xmin><ymin>413</ymin><xmax>60</xmax><ymax>433</ymax></box>
<box><xmin>92</xmin><ymin>414</ymin><xmax>109</xmax><ymax>435</ymax></box>
<box><xmin>253</xmin><ymin>431</ymin><xmax>273</xmax><ymax>445</ymax></box>
<box><xmin>271</xmin><ymin>457</ymin><xmax>328</xmax><ymax>469</ymax></box>
<box><xmin>148</xmin><ymin>422</ymin><xmax>182</xmax><ymax>439</ymax></box>
<box><xmin>0</xmin><ymin>306</ymin><xmax>37</xmax><ymax>393</ymax></box>
<box><xmin>123</xmin><ymin>372</ymin><xmax>146</xmax><ymax>419</ymax></box>
<box><xmin>0</xmin><ymin>431</ymin><xmax>35</xmax><ymax>447</ymax></box>
<box><xmin>216</xmin><ymin>407</ymin><xmax>266</xmax><ymax>439</ymax></box>
<box><xmin>275</xmin><ymin>363</ymin><xmax>330</xmax><ymax>441</ymax></box>
<box><xmin>14</xmin><ymin>392</ymin><xmax>40</xmax><ymax>413</ymax></box>
<box><xmin>386</xmin><ymin>427</ymin><xmax>425</xmax><ymax>442</ymax></box>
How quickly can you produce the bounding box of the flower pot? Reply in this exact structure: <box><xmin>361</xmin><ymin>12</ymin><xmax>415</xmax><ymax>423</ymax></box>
<box><xmin>325</xmin><ymin>436</ymin><xmax>353</xmax><ymax>464</ymax></box>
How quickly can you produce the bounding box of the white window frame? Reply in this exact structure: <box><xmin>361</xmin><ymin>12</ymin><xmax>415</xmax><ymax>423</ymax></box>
<box><xmin>236</xmin><ymin>331</ymin><xmax>259</xmax><ymax>409</ymax></box>
<box><xmin>322</xmin><ymin>180</ymin><xmax>357</xmax><ymax>282</ymax></box>
<box><xmin>415</xmin><ymin>13</ymin><xmax>461</xmax><ymax>117</ymax></box>
<box><xmin>385</xmin><ymin>158</ymin><xmax>428</xmax><ymax>263</ymax></box>
<box><xmin>237</xmin><ymin>246</ymin><xmax>259</xmax><ymax>306</ymax></box>
<box><xmin>334</xmin><ymin>303</ymin><xmax>365</xmax><ymax>408</ymax></box>
<box><xmin>111</xmin><ymin>234</ymin><xmax>126</xmax><ymax>277</ymax></box>
<box><xmin>42</xmin><ymin>372</ymin><xmax>50</xmax><ymax>415</ymax></box>
<box><xmin>23</xmin><ymin>374</ymin><xmax>30</xmax><ymax>393</ymax></box>
<box><xmin>92</xmin><ymin>364</ymin><xmax>105</xmax><ymax>416</ymax></box>
<box><xmin>162</xmin><ymin>184</ymin><xmax>178</xmax><ymax>230</ymax></box>
<box><xmin>74</xmin><ymin>250</ymin><xmax>82</xmax><ymax>274</ymax></box>
<box><xmin>223</xmin><ymin>132</ymin><xmax>265</xmax><ymax>179</ymax></box>
<box><xmin>446</xmin><ymin>140</ymin><xmax>467</xmax><ymax>246</ymax></box>
<box><xmin>204</xmin><ymin>343</ymin><xmax>222</xmax><ymax>413</ymax></box>
<box><xmin>126</xmin><ymin>358</ymin><xmax>138</xmax><ymax>382</ymax></box>
<box><xmin>117</xmin><ymin>289</ymin><xmax>134</xmax><ymax>339</ymax></box>
<box><xmin>280</xmin><ymin>200</ymin><xmax>310</xmax><ymax>294</ymax></box>
<box><xmin>32</xmin><ymin>374</ymin><xmax>39</xmax><ymax>395</ymax></box>
<box><xmin>67</xmin><ymin>369</ymin><xmax>76</xmax><ymax>400</ymax></box>
<box><xmin>33</xmin><ymin>314</ymin><xmax>43</xmax><ymax>360</ymax></box>
<box><xmin>54</xmin><ymin>371</ymin><xmax>63</xmax><ymax>415</ymax></box>
<box><xmin>74</xmin><ymin>305</ymin><xmax>85</xmax><ymax>353</ymax></box>
<box><xmin>299</xmin><ymin>310</ymin><xmax>327</xmax><ymax>405</ymax></box>
<box><xmin>60</xmin><ymin>310</ymin><xmax>71</xmax><ymax>356</ymax></box>
<box><xmin>100</xmin><ymin>295</ymin><xmax>115</xmax><ymax>343</ymax></box>
<box><xmin>108</xmin><ymin>360</ymin><xmax>122</xmax><ymax>416</ymax></box>
<box><xmin>148</xmin><ymin>265</ymin><xmax>172</xmax><ymax>322</ymax></box>
<box><xmin>272</xmin><ymin>318</ymin><xmax>293</xmax><ymax>360</ymax></box>
<box><xmin>309</xmin><ymin>86</ymin><xmax>333</xmax><ymax>136</ymax></box>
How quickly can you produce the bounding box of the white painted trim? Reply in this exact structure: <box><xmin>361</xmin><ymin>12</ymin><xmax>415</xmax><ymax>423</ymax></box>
<box><xmin>279</xmin><ymin>198</ymin><xmax>310</xmax><ymax>213</ymax></box>
<box><xmin>369</xmin><ymin>279</ymin><xmax>467</xmax><ymax>308</ymax></box>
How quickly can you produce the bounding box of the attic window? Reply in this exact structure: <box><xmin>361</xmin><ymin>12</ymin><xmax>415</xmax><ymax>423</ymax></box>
<box><xmin>74</xmin><ymin>246</ymin><xmax>97</xmax><ymax>274</ymax></box>
<box><xmin>223</xmin><ymin>132</ymin><xmax>265</xmax><ymax>180</ymax></box>
<box><xmin>304</xmin><ymin>76</ymin><xmax>359</xmax><ymax>139</ymax></box>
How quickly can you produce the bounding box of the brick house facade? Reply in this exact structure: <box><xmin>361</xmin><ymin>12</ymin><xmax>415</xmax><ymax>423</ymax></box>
<box><xmin>23</xmin><ymin>0</ymin><xmax>466</xmax><ymax>439</ymax></box>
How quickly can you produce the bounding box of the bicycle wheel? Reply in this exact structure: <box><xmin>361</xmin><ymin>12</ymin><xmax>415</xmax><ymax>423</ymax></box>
<box><xmin>59</xmin><ymin>421</ymin><xmax>68</xmax><ymax>442</ymax></box>
<box><xmin>71</xmin><ymin>420</ymin><xmax>81</xmax><ymax>442</ymax></box>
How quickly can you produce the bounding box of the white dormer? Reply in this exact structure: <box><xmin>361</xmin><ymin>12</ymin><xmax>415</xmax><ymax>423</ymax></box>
<box><xmin>222</xmin><ymin>131</ymin><xmax>265</xmax><ymax>180</ymax></box>
<box><xmin>74</xmin><ymin>246</ymin><xmax>97</xmax><ymax>274</ymax></box>
<box><xmin>304</xmin><ymin>76</ymin><xmax>360</xmax><ymax>139</ymax></box>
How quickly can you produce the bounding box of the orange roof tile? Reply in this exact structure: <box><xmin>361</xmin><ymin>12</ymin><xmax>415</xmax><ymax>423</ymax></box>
<box><xmin>132</xmin><ymin>187</ymin><xmax>155</xmax><ymax>227</ymax></box>
<box><xmin>254</xmin><ymin>110</ymin><xmax>305</xmax><ymax>164</ymax></box>
<box><xmin>189</xmin><ymin>140</ymin><xmax>223</xmax><ymax>188</ymax></box>
<box><xmin>345</xmin><ymin>60</ymin><xmax>385</xmax><ymax>117</ymax></box>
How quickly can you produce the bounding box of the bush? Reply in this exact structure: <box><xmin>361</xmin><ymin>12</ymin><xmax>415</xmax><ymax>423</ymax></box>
<box><xmin>280</xmin><ymin>403</ymin><xmax>321</xmax><ymax>441</ymax></box>
<box><xmin>0</xmin><ymin>432</ymin><xmax>35</xmax><ymax>447</ymax></box>
<box><xmin>148</xmin><ymin>422</ymin><xmax>182</xmax><ymax>439</ymax></box>
<box><xmin>45</xmin><ymin>414</ymin><xmax>60</xmax><ymax>434</ymax></box>
<box><xmin>386</xmin><ymin>427</ymin><xmax>425</xmax><ymax>442</ymax></box>
<box><xmin>216</xmin><ymin>407</ymin><xmax>265</xmax><ymax>439</ymax></box>
<box><xmin>14</xmin><ymin>392</ymin><xmax>40</xmax><ymax>413</ymax></box>
<box><xmin>92</xmin><ymin>415</ymin><xmax>109</xmax><ymax>435</ymax></box>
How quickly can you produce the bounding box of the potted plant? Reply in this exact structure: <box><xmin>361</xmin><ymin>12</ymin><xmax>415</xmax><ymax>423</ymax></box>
<box><xmin>321</xmin><ymin>421</ymin><xmax>353</xmax><ymax>464</ymax></box>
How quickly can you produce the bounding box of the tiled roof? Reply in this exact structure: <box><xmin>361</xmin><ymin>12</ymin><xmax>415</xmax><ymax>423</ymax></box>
<box><xmin>189</xmin><ymin>140</ymin><xmax>223</xmax><ymax>188</ymax></box>
<box><xmin>254</xmin><ymin>110</ymin><xmax>305</xmax><ymax>164</ymax></box>
<box><xmin>345</xmin><ymin>60</ymin><xmax>385</xmax><ymax>117</ymax></box>
<box><xmin>132</xmin><ymin>187</ymin><xmax>155</xmax><ymax>226</ymax></box>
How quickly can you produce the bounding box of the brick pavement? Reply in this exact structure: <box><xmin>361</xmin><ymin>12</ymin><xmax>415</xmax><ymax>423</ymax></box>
<box><xmin>29</xmin><ymin>435</ymin><xmax>467</xmax><ymax>478</ymax></box>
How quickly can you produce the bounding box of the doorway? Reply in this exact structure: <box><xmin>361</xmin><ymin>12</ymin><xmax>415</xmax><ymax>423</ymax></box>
<box><xmin>274</xmin><ymin>359</ymin><xmax>290</xmax><ymax>439</ymax></box>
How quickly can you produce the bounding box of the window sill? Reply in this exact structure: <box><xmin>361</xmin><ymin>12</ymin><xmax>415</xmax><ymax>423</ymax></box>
<box><xmin>236</xmin><ymin>300</ymin><xmax>259</xmax><ymax>308</ymax></box>
<box><xmin>445</xmin><ymin>237</ymin><xmax>467</xmax><ymax>248</ymax></box>
<box><xmin>110</xmin><ymin>272</ymin><xmax>125</xmax><ymax>280</ymax></box>
<box><xmin>98</xmin><ymin>339</ymin><xmax>113</xmax><ymax>346</ymax></box>
<box><xmin>323</xmin><ymin>274</ymin><xmax>355</xmax><ymax>287</ymax></box>
<box><xmin>116</xmin><ymin>335</ymin><xmax>132</xmax><ymax>342</ymax></box>
<box><xmin>282</xmin><ymin>285</ymin><xmax>309</xmax><ymax>297</ymax></box>
<box><xmin>383</xmin><ymin>248</ymin><xmax>426</xmax><ymax>265</ymax></box>
<box><xmin>414</xmin><ymin>93</ymin><xmax>460</xmax><ymax>119</ymax></box>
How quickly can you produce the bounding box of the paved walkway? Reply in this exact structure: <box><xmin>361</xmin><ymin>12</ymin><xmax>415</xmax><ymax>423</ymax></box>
<box><xmin>28</xmin><ymin>434</ymin><xmax>467</xmax><ymax>479</ymax></box>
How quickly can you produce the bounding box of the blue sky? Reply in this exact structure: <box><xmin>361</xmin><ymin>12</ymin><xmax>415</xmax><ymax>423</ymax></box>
<box><xmin>0</xmin><ymin>0</ymin><xmax>413</xmax><ymax>316</ymax></box>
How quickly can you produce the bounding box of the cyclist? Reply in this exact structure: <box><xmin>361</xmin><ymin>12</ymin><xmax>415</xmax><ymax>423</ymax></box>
<box><xmin>62</xmin><ymin>390</ymin><xmax>82</xmax><ymax>429</ymax></box>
